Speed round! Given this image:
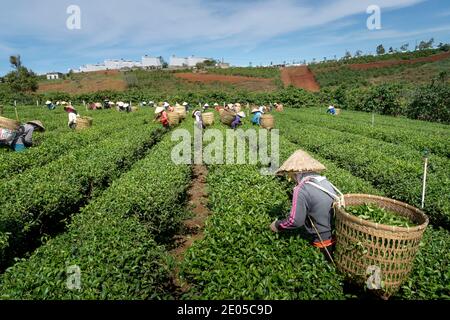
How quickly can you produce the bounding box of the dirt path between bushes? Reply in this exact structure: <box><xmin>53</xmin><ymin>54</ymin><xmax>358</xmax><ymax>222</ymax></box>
<box><xmin>170</xmin><ymin>164</ymin><xmax>210</xmax><ymax>294</ymax></box>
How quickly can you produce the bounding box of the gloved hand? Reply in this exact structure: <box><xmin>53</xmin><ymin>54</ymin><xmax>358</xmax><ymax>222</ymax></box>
<box><xmin>270</xmin><ymin>220</ymin><xmax>279</xmax><ymax>233</ymax></box>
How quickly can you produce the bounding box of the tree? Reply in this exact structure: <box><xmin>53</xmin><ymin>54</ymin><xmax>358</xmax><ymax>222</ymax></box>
<box><xmin>9</xmin><ymin>55</ymin><xmax>22</xmax><ymax>71</ymax></box>
<box><xmin>389</xmin><ymin>47</ymin><xmax>394</xmax><ymax>53</ymax></box>
<box><xmin>376</xmin><ymin>44</ymin><xmax>386</xmax><ymax>55</ymax></box>
<box><xmin>4</xmin><ymin>56</ymin><xmax>38</xmax><ymax>92</ymax></box>
<box><xmin>196</xmin><ymin>59</ymin><xmax>216</xmax><ymax>69</ymax></box>
<box><xmin>418</xmin><ymin>38</ymin><xmax>435</xmax><ymax>50</ymax></box>
<box><xmin>438</xmin><ymin>42</ymin><xmax>450</xmax><ymax>51</ymax></box>
<box><xmin>355</xmin><ymin>50</ymin><xmax>363</xmax><ymax>57</ymax></box>
<box><xmin>343</xmin><ymin>51</ymin><xmax>352</xmax><ymax>60</ymax></box>
<box><xmin>400</xmin><ymin>43</ymin><xmax>409</xmax><ymax>52</ymax></box>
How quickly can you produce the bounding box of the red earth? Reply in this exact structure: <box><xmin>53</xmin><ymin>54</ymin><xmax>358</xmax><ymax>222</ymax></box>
<box><xmin>349</xmin><ymin>51</ymin><xmax>450</xmax><ymax>70</ymax></box>
<box><xmin>281</xmin><ymin>66</ymin><xmax>320</xmax><ymax>92</ymax></box>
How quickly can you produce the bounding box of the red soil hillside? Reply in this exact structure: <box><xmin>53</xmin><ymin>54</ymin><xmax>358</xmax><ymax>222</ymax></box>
<box><xmin>281</xmin><ymin>66</ymin><xmax>320</xmax><ymax>92</ymax></box>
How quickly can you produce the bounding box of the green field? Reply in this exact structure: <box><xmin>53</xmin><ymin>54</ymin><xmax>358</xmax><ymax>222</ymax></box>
<box><xmin>0</xmin><ymin>104</ymin><xmax>448</xmax><ymax>300</ymax></box>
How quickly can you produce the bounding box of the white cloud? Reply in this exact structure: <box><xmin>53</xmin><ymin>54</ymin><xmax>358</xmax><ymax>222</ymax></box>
<box><xmin>0</xmin><ymin>0</ymin><xmax>428</xmax><ymax>49</ymax></box>
<box><xmin>0</xmin><ymin>0</ymin><xmax>432</xmax><ymax>72</ymax></box>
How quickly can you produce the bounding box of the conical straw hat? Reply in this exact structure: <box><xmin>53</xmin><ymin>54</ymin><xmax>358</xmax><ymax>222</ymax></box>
<box><xmin>27</xmin><ymin>120</ymin><xmax>46</xmax><ymax>131</ymax></box>
<box><xmin>276</xmin><ymin>149</ymin><xmax>326</xmax><ymax>176</ymax></box>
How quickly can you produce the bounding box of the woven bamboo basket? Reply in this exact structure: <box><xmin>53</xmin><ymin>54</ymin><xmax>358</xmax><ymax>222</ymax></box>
<box><xmin>261</xmin><ymin>114</ymin><xmax>275</xmax><ymax>129</ymax></box>
<box><xmin>131</xmin><ymin>106</ymin><xmax>138</xmax><ymax>112</ymax></box>
<box><xmin>76</xmin><ymin>117</ymin><xmax>93</xmax><ymax>131</ymax></box>
<box><xmin>202</xmin><ymin>112</ymin><xmax>215</xmax><ymax>126</ymax></box>
<box><xmin>334</xmin><ymin>194</ymin><xmax>429</xmax><ymax>299</ymax></box>
<box><xmin>174</xmin><ymin>106</ymin><xmax>186</xmax><ymax>119</ymax></box>
<box><xmin>0</xmin><ymin>116</ymin><xmax>20</xmax><ymax>131</ymax></box>
<box><xmin>275</xmin><ymin>104</ymin><xmax>284</xmax><ymax>112</ymax></box>
<box><xmin>335</xmin><ymin>108</ymin><xmax>342</xmax><ymax>115</ymax></box>
<box><xmin>167</xmin><ymin>112</ymin><xmax>180</xmax><ymax>126</ymax></box>
<box><xmin>220</xmin><ymin>110</ymin><xmax>235</xmax><ymax>126</ymax></box>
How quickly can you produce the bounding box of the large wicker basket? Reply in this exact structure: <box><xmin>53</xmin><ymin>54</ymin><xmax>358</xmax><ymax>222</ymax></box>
<box><xmin>175</xmin><ymin>106</ymin><xmax>186</xmax><ymax>119</ymax></box>
<box><xmin>76</xmin><ymin>117</ymin><xmax>93</xmax><ymax>131</ymax></box>
<box><xmin>220</xmin><ymin>110</ymin><xmax>235</xmax><ymax>126</ymax></box>
<box><xmin>202</xmin><ymin>112</ymin><xmax>214</xmax><ymax>126</ymax></box>
<box><xmin>0</xmin><ymin>116</ymin><xmax>20</xmax><ymax>131</ymax></box>
<box><xmin>334</xmin><ymin>194</ymin><xmax>429</xmax><ymax>299</ymax></box>
<box><xmin>261</xmin><ymin>114</ymin><xmax>275</xmax><ymax>129</ymax></box>
<box><xmin>167</xmin><ymin>112</ymin><xmax>180</xmax><ymax>126</ymax></box>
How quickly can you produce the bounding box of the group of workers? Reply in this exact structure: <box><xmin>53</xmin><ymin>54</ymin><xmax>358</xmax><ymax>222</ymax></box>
<box><xmin>0</xmin><ymin>103</ymin><xmax>81</xmax><ymax>152</ymax></box>
<box><xmin>1</xmin><ymin>98</ymin><xmax>342</xmax><ymax>260</ymax></box>
<box><xmin>153</xmin><ymin>101</ymin><xmax>279</xmax><ymax>130</ymax></box>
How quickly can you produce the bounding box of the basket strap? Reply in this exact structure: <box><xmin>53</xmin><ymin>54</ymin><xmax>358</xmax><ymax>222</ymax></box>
<box><xmin>306</xmin><ymin>181</ymin><xmax>345</xmax><ymax>208</ymax></box>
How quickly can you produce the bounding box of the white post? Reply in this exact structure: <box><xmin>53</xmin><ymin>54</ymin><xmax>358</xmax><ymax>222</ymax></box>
<box><xmin>14</xmin><ymin>100</ymin><xmax>17</xmax><ymax>107</ymax></box>
<box><xmin>421</xmin><ymin>156</ymin><xmax>429</xmax><ymax>209</ymax></box>
<box><xmin>36</xmin><ymin>100</ymin><xmax>39</xmax><ymax>107</ymax></box>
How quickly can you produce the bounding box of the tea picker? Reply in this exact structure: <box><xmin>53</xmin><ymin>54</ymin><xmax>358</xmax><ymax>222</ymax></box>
<box><xmin>192</xmin><ymin>109</ymin><xmax>204</xmax><ymax>130</ymax></box>
<box><xmin>251</xmin><ymin>108</ymin><xmax>262</xmax><ymax>126</ymax></box>
<box><xmin>45</xmin><ymin>100</ymin><xmax>56</xmax><ymax>110</ymax></box>
<box><xmin>64</xmin><ymin>105</ymin><xmax>79</xmax><ymax>129</ymax></box>
<box><xmin>327</xmin><ymin>105</ymin><xmax>336</xmax><ymax>115</ymax></box>
<box><xmin>231</xmin><ymin>111</ymin><xmax>246</xmax><ymax>129</ymax></box>
<box><xmin>270</xmin><ymin>149</ymin><xmax>344</xmax><ymax>262</ymax></box>
<box><xmin>0</xmin><ymin>119</ymin><xmax>46</xmax><ymax>152</ymax></box>
<box><xmin>154</xmin><ymin>106</ymin><xmax>169</xmax><ymax>128</ymax></box>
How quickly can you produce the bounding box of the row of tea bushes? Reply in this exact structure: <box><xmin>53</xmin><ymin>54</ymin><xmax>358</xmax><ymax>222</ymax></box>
<box><xmin>0</xmin><ymin>122</ymin><xmax>193</xmax><ymax>299</ymax></box>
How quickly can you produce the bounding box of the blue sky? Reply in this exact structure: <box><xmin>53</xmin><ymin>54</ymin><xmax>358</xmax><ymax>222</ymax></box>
<box><xmin>0</xmin><ymin>0</ymin><xmax>449</xmax><ymax>75</ymax></box>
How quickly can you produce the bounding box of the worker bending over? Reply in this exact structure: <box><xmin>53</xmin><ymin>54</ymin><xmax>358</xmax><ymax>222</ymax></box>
<box><xmin>45</xmin><ymin>100</ymin><xmax>56</xmax><ymax>110</ymax></box>
<box><xmin>10</xmin><ymin>120</ymin><xmax>46</xmax><ymax>152</ymax></box>
<box><xmin>251</xmin><ymin>108</ymin><xmax>263</xmax><ymax>126</ymax></box>
<box><xmin>155</xmin><ymin>106</ymin><xmax>169</xmax><ymax>128</ymax></box>
<box><xmin>64</xmin><ymin>105</ymin><xmax>79</xmax><ymax>129</ymax></box>
<box><xmin>327</xmin><ymin>105</ymin><xmax>336</xmax><ymax>115</ymax></box>
<box><xmin>231</xmin><ymin>111</ymin><xmax>246</xmax><ymax>129</ymax></box>
<box><xmin>270</xmin><ymin>150</ymin><xmax>343</xmax><ymax>260</ymax></box>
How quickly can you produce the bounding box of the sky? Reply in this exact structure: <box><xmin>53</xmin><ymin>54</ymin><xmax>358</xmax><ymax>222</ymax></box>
<box><xmin>0</xmin><ymin>0</ymin><xmax>449</xmax><ymax>75</ymax></box>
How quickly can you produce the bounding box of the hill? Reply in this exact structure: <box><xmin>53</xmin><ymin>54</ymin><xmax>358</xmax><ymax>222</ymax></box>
<box><xmin>310</xmin><ymin>49</ymin><xmax>450</xmax><ymax>88</ymax></box>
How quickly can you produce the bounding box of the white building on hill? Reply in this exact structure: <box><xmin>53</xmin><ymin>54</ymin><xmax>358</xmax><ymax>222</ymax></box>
<box><xmin>75</xmin><ymin>54</ymin><xmax>163</xmax><ymax>73</ymax></box>
<box><xmin>142</xmin><ymin>55</ymin><xmax>164</xmax><ymax>68</ymax></box>
<box><xmin>46</xmin><ymin>72</ymin><xmax>63</xmax><ymax>80</ymax></box>
<box><xmin>169</xmin><ymin>55</ymin><xmax>211</xmax><ymax>68</ymax></box>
